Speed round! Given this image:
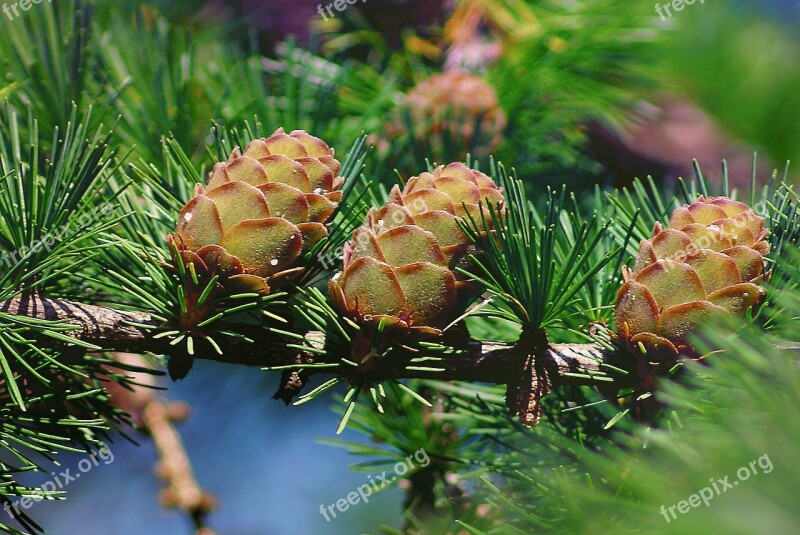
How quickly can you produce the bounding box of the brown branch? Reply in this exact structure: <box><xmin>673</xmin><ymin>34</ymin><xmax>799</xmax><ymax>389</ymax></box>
<box><xmin>106</xmin><ymin>353</ymin><xmax>216</xmax><ymax>534</ymax></box>
<box><xmin>0</xmin><ymin>296</ymin><xmax>612</xmax><ymax>387</ymax></box>
<box><xmin>141</xmin><ymin>399</ymin><xmax>216</xmax><ymax>532</ymax></box>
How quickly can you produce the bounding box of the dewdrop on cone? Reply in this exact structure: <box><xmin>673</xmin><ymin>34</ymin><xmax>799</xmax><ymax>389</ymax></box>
<box><xmin>329</xmin><ymin>163</ymin><xmax>503</xmax><ymax>335</ymax></box>
<box><xmin>615</xmin><ymin>196</ymin><xmax>769</xmax><ymax>359</ymax></box>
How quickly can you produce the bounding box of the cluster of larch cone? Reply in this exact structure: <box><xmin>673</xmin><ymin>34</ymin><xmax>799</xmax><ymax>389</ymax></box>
<box><xmin>1</xmin><ymin>128</ymin><xmax>769</xmax><ymax>535</ymax></box>
<box><xmin>169</xmin><ymin>128</ymin><xmax>769</xmax><ymax>395</ymax></box>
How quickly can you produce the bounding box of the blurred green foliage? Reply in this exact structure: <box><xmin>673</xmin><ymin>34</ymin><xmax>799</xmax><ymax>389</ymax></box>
<box><xmin>668</xmin><ymin>3</ymin><xmax>800</xmax><ymax>170</ymax></box>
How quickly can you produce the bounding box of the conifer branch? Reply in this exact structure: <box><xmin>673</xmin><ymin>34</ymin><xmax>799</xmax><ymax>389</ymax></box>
<box><xmin>105</xmin><ymin>353</ymin><xmax>216</xmax><ymax>534</ymax></box>
<box><xmin>0</xmin><ymin>296</ymin><xmax>609</xmax><ymax>386</ymax></box>
<box><xmin>97</xmin><ymin>353</ymin><xmax>217</xmax><ymax>535</ymax></box>
<box><xmin>141</xmin><ymin>399</ymin><xmax>217</xmax><ymax>534</ymax></box>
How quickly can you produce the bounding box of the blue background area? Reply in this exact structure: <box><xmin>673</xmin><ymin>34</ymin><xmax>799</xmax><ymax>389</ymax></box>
<box><xmin>26</xmin><ymin>362</ymin><xmax>404</xmax><ymax>534</ymax></box>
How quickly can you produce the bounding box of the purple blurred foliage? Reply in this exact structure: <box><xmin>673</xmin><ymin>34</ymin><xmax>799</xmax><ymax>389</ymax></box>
<box><xmin>198</xmin><ymin>0</ymin><xmax>445</xmax><ymax>51</ymax></box>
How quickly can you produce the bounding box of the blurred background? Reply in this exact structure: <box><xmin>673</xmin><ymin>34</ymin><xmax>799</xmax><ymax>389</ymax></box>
<box><xmin>2</xmin><ymin>0</ymin><xmax>798</xmax><ymax>533</ymax></box>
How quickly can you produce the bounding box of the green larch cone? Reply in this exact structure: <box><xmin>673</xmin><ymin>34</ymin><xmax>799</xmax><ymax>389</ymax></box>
<box><xmin>616</xmin><ymin>196</ymin><xmax>769</xmax><ymax>360</ymax></box>
<box><xmin>168</xmin><ymin>128</ymin><xmax>343</xmax><ymax>324</ymax></box>
<box><xmin>381</xmin><ymin>71</ymin><xmax>507</xmax><ymax>162</ymax></box>
<box><xmin>329</xmin><ymin>163</ymin><xmax>504</xmax><ymax>336</ymax></box>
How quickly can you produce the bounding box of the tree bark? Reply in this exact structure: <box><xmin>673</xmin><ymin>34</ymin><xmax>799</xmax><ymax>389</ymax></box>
<box><xmin>0</xmin><ymin>295</ymin><xmax>612</xmax><ymax>387</ymax></box>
